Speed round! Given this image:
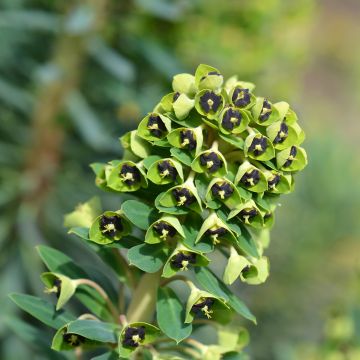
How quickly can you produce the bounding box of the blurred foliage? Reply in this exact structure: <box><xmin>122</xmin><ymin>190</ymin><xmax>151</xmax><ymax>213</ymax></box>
<box><xmin>1</xmin><ymin>0</ymin><xmax>359</xmax><ymax>359</ymax></box>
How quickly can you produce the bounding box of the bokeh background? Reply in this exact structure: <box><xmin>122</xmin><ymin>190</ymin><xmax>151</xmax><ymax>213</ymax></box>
<box><xmin>1</xmin><ymin>0</ymin><xmax>360</xmax><ymax>359</ymax></box>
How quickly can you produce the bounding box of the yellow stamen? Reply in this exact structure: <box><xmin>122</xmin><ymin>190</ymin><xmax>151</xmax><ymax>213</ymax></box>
<box><xmin>206</xmin><ymin>161</ymin><xmax>214</xmax><ymax>169</ymax></box>
<box><xmin>44</xmin><ymin>286</ymin><xmax>58</xmax><ymax>294</ymax></box>
<box><xmin>160</xmin><ymin>229</ymin><xmax>169</xmax><ymax>240</ymax></box>
<box><xmin>181</xmin><ymin>260</ymin><xmax>189</xmax><ymax>271</ymax></box>
<box><xmin>230</xmin><ymin>117</ymin><xmax>238</xmax><ymax>123</ymax></box>
<box><xmin>178</xmin><ymin>196</ymin><xmax>187</xmax><ymax>206</ymax></box>
<box><xmin>160</xmin><ymin>169</ymin><xmax>170</xmax><ymax>178</ymax></box>
<box><xmin>255</xmin><ymin>144</ymin><xmax>263</xmax><ymax>151</ymax></box>
<box><xmin>132</xmin><ymin>334</ymin><xmax>141</xmax><ymax>345</ymax></box>
<box><xmin>181</xmin><ymin>138</ymin><xmax>190</xmax><ymax>147</ymax></box>
<box><xmin>218</xmin><ymin>190</ymin><xmax>225</xmax><ymax>199</ymax></box>
<box><xmin>121</xmin><ymin>172</ymin><xmax>134</xmax><ymax>182</ymax></box>
<box><xmin>207</xmin><ymin>99</ymin><xmax>214</xmax><ymax>108</ymax></box>
<box><xmin>201</xmin><ymin>305</ymin><xmax>213</xmax><ymax>319</ymax></box>
<box><xmin>102</xmin><ymin>223</ymin><xmax>115</xmax><ymax>233</ymax></box>
<box><xmin>148</xmin><ymin>123</ymin><xmax>159</xmax><ymax>130</ymax></box>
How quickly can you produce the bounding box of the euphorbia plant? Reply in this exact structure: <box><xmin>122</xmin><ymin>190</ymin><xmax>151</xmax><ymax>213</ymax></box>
<box><xmin>10</xmin><ymin>64</ymin><xmax>307</xmax><ymax>359</ymax></box>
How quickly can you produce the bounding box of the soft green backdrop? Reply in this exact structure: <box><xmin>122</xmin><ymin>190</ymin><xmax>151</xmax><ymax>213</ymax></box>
<box><xmin>0</xmin><ymin>0</ymin><xmax>359</xmax><ymax>359</ymax></box>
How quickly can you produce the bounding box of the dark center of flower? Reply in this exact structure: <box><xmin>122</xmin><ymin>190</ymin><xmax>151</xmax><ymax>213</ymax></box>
<box><xmin>248</xmin><ymin>137</ymin><xmax>268</xmax><ymax>156</ymax></box>
<box><xmin>268</xmin><ymin>174</ymin><xmax>281</xmax><ymax>189</ymax></box>
<box><xmin>199</xmin><ymin>152</ymin><xmax>223</xmax><ymax>173</ymax></box>
<box><xmin>205</xmin><ymin>226</ymin><xmax>227</xmax><ymax>244</ymax></box>
<box><xmin>239</xmin><ymin>208</ymin><xmax>258</xmax><ymax>224</ymax></box>
<box><xmin>241</xmin><ymin>265</ymin><xmax>251</xmax><ymax>276</ymax></box>
<box><xmin>264</xmin><ymin>212</ymin><xmax>272</xmax><ymax>221</ymax></box>
<box><xmin>99</xmin><ymin>215</ymin><xmax>123</xmax><ymax>238</ymax></box>
<box><xmin>172</xmin><ymin>187</ymin><xmax>195</xmax><ymax>207</ymax></box>
<box><xmin>63</xmin><ymin>333</ymin><xmax>85</xmax><ymax>347</ymax></box>
<box><xmin>53</xmin><ymin>278</ymin><xmax>62</xmax><ymax>298</ymax></box>
<box><xmin>153</xmin><ymin>221</ymin><xmax>177</xmax><ymax>240</ymax></box>
<box><xmin>147</xmin><ymin>114</ymin><xmax>167</xmax><ymax>138</ymax></box>
<box><xmin>232</xmin><ymin>88</ymin><xmax>251</xmax><ymax>108</ymax></box>
<box><xmin>283</xmin><ymin>146</ymin><xmax>297</xmax><ymax>167</ymax></box>
<box><xmin>191</xmin><ymin>297</ymin><xmax>215</xmax><ymax>319</ymax></box>
<box><xmin>180</xmin><ymin>129</ymin><xmax>197</xmax><ymax>151</ymax></box>
<box><xmin>173</xmin><ymin>92</ymin><xmax>180</xmax><ymax>102</ymax></box>
<box><xmin>123</xmin><ymin>326</ymin><xmax>146</xmax><ymax>348</ymax></box>
<box><xmin>171</xmin><ymin>252</ymin><xmax>197</xmax><ymax>271</ymax></box>
<box><xmin>157</xmin><ymin>160</ymin><xmax>177</xmax><ymax>180</ymax></box>
<box><xmin>273</xmin><ymin>122</ymin><xmax>289</xmax><ymax>144</ymax></box>
<box><xmin>119</xmin><ymin>164</ymin><xmax>141</xmax><ymax>186</ymax></box>
<box><xmin>199</xmin><ymin>91</ymin><xmax>222</xmax><ymax>113</ymax></box>
<box><xmin>200</xmin><ymin>71</ymin><xmax>221</xmax><ymax>82</ymax></box>
<box><xmin>222</xmin><ymin>108</ymin><xmax>242</xmax><ymax>130</ymax></box>
<box><xmin>240</xmin><ymin>169</ymin><xmax>261</xmax><ymax>187</ymax></box>
<box><xmin>211</xmin><ymin>181</ymin><xmax>234</xmax><ymax>200</ymax></box>
<box><xmin>259</xmin><ymin>99</ymin><xmax>272</xmax><ymax>122</ymax></box>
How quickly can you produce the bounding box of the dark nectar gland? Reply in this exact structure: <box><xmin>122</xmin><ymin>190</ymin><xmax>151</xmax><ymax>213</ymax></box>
<box><xmin>199</xmin><ymin>91</ymin><xmax>222</xmax><ymax>113</ymax></box>
<box><xmin>119</xmin><ymin>164</ymin><xmax>141</xmax><ymax>185</ymax></box>
<box><xmin>99</xmin><ymin>215</ymin><xmax>123</xmax><ymax>237</ymax></box>
<box><xmin>199</xmin><ymin>152</ymin><xmax>223</xmax><ymax>173</ymax></box>
<box><xmin>123</xmin><ymin>326</ymin><xmax>146</xmax><ymax>348</ymax></box>
<box><xmin>191</xmin><ymin>298</ymin><xmax>215</xmax><ymax>319</ymax></box>
<box><xmin>147</xmin><ymin>114</ymin><xmax>167</xmax><ymax>137</ymax></box>
<box><xmin>172</xmin><ymin>187</ymin><xmax>196</xmax><ymax>207</ymax></box>
<box><xmin>211</xmin><ymin>182</ymin><xmax>234</xmax><ymax>200</ymax></box>
<box><xmin>171</xmin><ymin>252</ymin><xmax>197</xmax><ymax>271</ymax></box>
<box><xmin>153</xmin><ymin>221</ymin><xmax>177</xmax><ymax>240</ymax></box>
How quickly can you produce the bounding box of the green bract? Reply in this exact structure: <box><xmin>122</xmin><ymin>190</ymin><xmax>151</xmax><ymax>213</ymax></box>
<box><xmin>11</xmin><ymin>64</ymin><xmax>308</xmax><ymax>360</ymax></box>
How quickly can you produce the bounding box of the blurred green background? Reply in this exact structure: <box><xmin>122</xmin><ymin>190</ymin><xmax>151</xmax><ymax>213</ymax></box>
<box><xmin>1</xmin><ymin>0</ymin><xmax>359</xmax><ymax>359</ymax></box>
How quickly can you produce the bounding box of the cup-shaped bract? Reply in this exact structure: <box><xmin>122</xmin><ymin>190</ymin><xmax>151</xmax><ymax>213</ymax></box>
<box><xmin>147</xmin><ymin>158</ymin><xmax>184</xmax><ymax>185</ymax></box>
<box><xmin>195</xmin><ymin>64</ymin><xmax>224</xmax><ymax>91</ymax></box>
<box><xmin>195</xmin><ymin>212</ymin><xmax>236</xmax><ymax>246</ymax></box>
<box><xmin>185</xmin><ymin>288</ymin><xmax>231</xmax><ymax>324</ymax></box>
<box><xmin>239</xmin><ymin>257</ymin><xmax>270</xmax><ymax>285</ymax></box>
<box><xmin>228</xmin><ymin>200</ymin><xmax>264</xmax><ymax>228</ymax></box>
<box><xmin>172</xmin><ymin>73</ymin><xmax>197</xmax><ymax>97</ymax></box>
<box><xmin>167</xmin><ymin>126</ymin><xmax>204</xmax><ymax>156</ymax></box>
<box><xmin>218</xmin><ymin>106</ymin><xmax>251</xmax><ymax>135</ymax></box>
<box><xmin>206</xmin><ymin>178</ymin><xmax>243</xmax><ymax>210</ymax></box>
<box><xmin>195</xmin><ymin>89</ymin><xmax>225</xmax><ymax>119</ymax></box>
<box><xmin>41</xmin><ymin>272</ymin><xmax>77</xmax><ymax>310</ymax></box>
<box><xmin>158</xmin><ymin>181</ymin><xmax>203</xmax><ymax>214</ymax></box>
<box><xmin>137</xmin><ymin>113</ymin><xmax>172</xmax><ymax>142</ymax></box>
<box><xmin>251</xmin><ymin>97</ymin><xmax>280</xmax><ymax>126</ymax></box>
<box><xmin>191</xmin><ymin>149</ymin><xmax>228</xmax><ymax>177</ymax></box>
<box><xmin>276</xmin><ymin>145</ymin><xmax>308</xmax><ymax>172</ymax></box>
<box><xmin>89</xmin><ymin>211</ymin><xmax>131</xmax><ymax>245</ymax></box>
<box><xmin>229</xmin><ymin>85</ymin><xmax>256</xmax><ymax>110</ymax></box>
<box><xmin>119</xmin><ymin>322</ymin><xmax>161</xmax><ymax>358</ymax></box>
<box><xmin>244</xmin><ymin>133</ymin><xmax>275</xmax><ymax>161</ymax></box>
<box><xmin>106</xmin><ymin>160</ymin><xmax>148</xmax><ymax>192</ymax></box>
<box><xmin>145</xmin><ymin>215</ymin><xmax>185</xmax><ymax>244</ymax></box>
<box><xmin>162</xmin><ymin>244</ymin><xmax>210</xmax><ymax>278</ymax></box>
<box><xmin>234</xmin><ymin>161</ymin><xmax>268</xmax><ymax>193</ymax></box>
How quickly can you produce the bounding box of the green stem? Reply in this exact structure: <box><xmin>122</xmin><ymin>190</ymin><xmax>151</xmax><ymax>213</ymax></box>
<box><xmin>126</xmin><ymin>270</ymin><xmax>162</xmax><ymax>323</ymax></box>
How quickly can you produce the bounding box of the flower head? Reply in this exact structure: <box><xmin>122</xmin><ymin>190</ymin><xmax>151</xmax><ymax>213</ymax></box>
<box><xmin>122</xmin><ymin>326</ymin><xmax>146</xmax><ymax>348</ymax></box>
<box><xmin>63</xmin><ymin>333</ymin><xmax>85</xmax><ymax>347</ymax></box>
<box><xmin>171</xmin><ymin>252</ymin><xmax>197</xmax><ymax>271</ymax></box>
<box><xmin>211</xmin><ymin>181</ymin><xmax>234</xmax><ymax>200</ymax></box>
<box><xmin>153</xmin><ymin>221</ymin><xmax>177</xmax><ymax>240</ymax></box>
<box><xmin>273</xmin><ymin>122</ymin><xmax>289</xmax><ymax>144</ymax></box>
<box><xmin>172</xmin><ymin>187</ymin><xmax>195</xmax><ymax>207</ymax></box>
<box><xmin>147</xmin><ymin>114</ymin><xmax>167</xmax><ymax>138</ymax></box>
<box><xmin>259</xmin><ymin>99</ymin><xmax>272</xmax><ymax>122</ymax></box>
<box><xmin>199</xmin><ymin>152</ymin><xmax>223</xmax><ymax>173</ymax></box>
<box><xmin>99</xmin><ymin>214</ymin><xmax>123</xmax><ymax>238</ymax></box>
<box><xmin>191</xmin><ymin>297</ymin><xmax>215</xmax><ymax>319</ymax></box>
<box><xmin>199</xmin><ymin>91</ymin><xmax>223</xmax><ymax>114</ymax></box>
<box><xmin>180</xmin><ymin>129</ymin><xmax>197</xmax><ymax>151</ymax></box>
<box><xmin>232</xmin><ymin>87</ymin><xmax>251</xmax><ymax>108</ymax></box>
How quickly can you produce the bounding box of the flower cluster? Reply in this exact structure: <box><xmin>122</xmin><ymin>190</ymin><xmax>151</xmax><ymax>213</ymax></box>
<box><xmin>12</xmin><ymin>64</ymin><xmax>307</xmax><ymax>360</ymax></box>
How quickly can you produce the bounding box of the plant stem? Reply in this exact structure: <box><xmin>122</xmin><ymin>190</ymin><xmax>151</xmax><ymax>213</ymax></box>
<box><xmin>75</xmin><ymin>278</ymin><xmax>119</xmax><ymax>322</ymax></box>
<box><xmin>126</xmin><ymin>270</ymin><xmax>162</xmax><ymax>323</ymax></box>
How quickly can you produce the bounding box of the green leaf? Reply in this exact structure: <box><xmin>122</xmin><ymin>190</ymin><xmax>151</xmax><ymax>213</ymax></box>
<box><xmin>236</xmin><ymin>225</ymin><xmax>260</xmax><ymax>258</ymax></box>
<box><xmin>157</xmin><ymin>287</ymin><xmax>192</xmax><ymax>343</ymax></box>
<box><xmin>121</xmin><ymin>200</ymin><xmax>158</xmax><ymax>230</ymax></box>
<box><xmin>127</xmin><ymin>244</ymin><xmax>169</xmax><ymax>273</ymax></box>
<box><xmin>91</xmin><ymin>352</ymin><xmax>119</xmax><ymax>360</ymax></box>
<box><xmin>9</xmin><ymin>293</ymin><xmax>75</xmax><ymax>329</ymax></box>
<box><xmin>66</xmin><ymin>320</ymin><xmax>118</xmax><ymax>343</ymax></box>
<box><xmin>170</xmin><ymin>147</ymin><xmax>193</xmax><ymax>166</ymax></box>
<box><xmin>194</xmin><ymin>268</ymin><xmax>256</xmax><ymax>323</ymax></box>
<box><xmin>5</xmin><ymin>317</ymin><xmax>67</xmax><ymax>360</ymax></box>
<box><xmin>219</xmin><ymin>133</ymin><xmax>244</xmax><ymax>150</ymax></box>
